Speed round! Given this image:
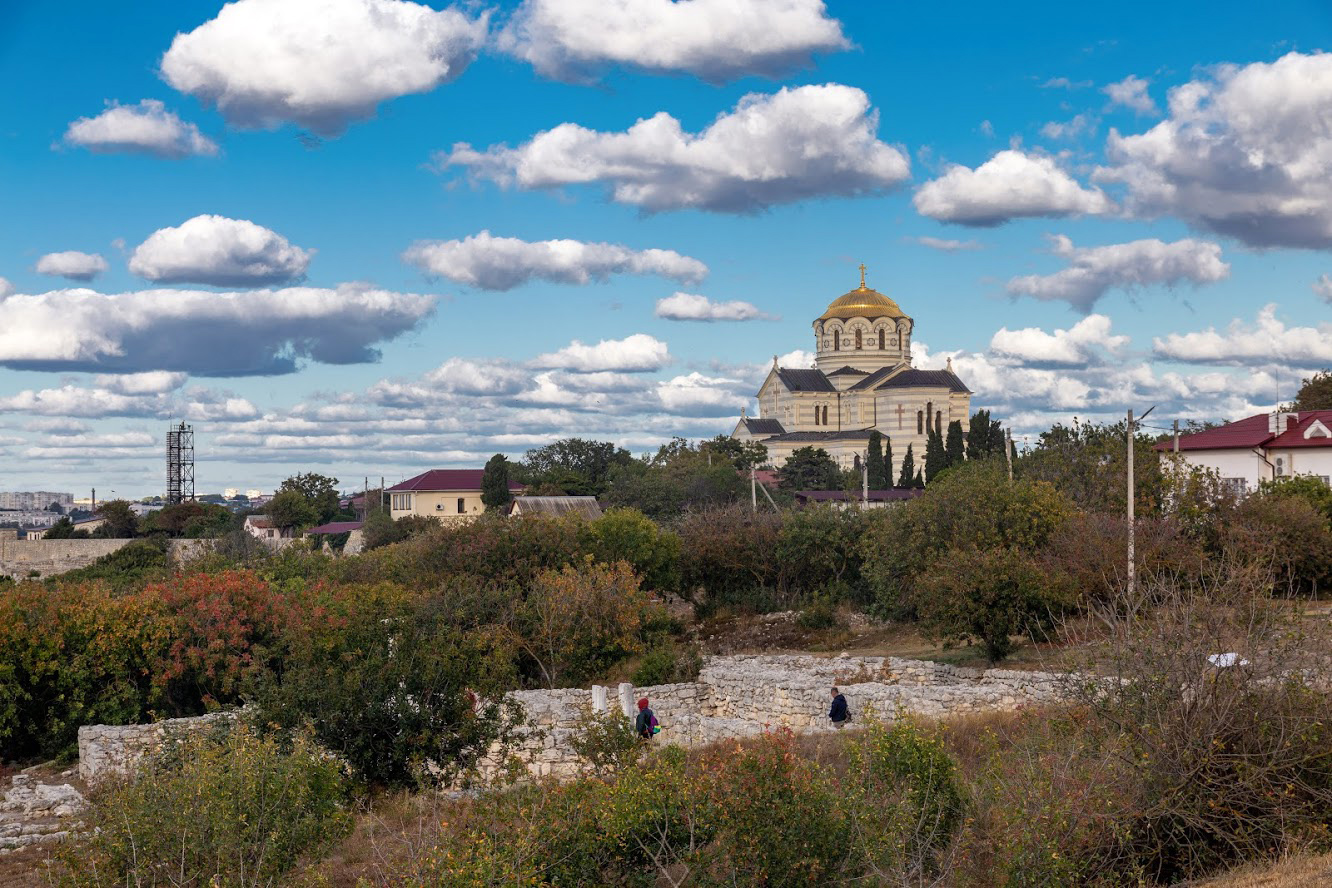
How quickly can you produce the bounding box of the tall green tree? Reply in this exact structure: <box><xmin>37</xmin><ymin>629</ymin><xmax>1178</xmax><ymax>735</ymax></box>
<box><xmin>266</xmin><ymin>490</ymin><xmax>319</xmax><ymax>530</ymax></box>
<box><xmin>897</xmin><ymin>443</ymin><xmax>916</xmax><ymax>488</ymax></box>
<box><xmin>520</xmin><ymin>438</ymin><xmax>632</xmax><ymax>496</ymax></box>
<box><xmin>1286</xmin><ymin>369</ymin><xmax>1332</xmax><ymax>410</ymax></box>
<box><xmin>480</xmin><ymin>454</ymin><xmax>514</xmax><ymax>511</ymax></box>
<box><xmin>924</xmin><ymin>427</ymin><xmax>948</xmax><ymax>482</ymax></box>
<box><xmin>93</xmin><ymin>500</ymin><xmax>139</xmax><ymax>538</ymax></box>
<box><xmin>701</xmin><ymin>435</ymin><xmax>769</xmax><ymax>471</ymax></box>
<box><xmin>867</xmin><ymin>432</ymin><xmax>887</xmax><ymax>489</ymax></box>
<box><xmin>883</xmin><ymin>436</ymin><xmax>893</xmax><ymax>489</ymax></box>
<box><xmin>277</xmin><ymin>473</ymin><xmax>341</xmax><ymax>524</ymax></box>
<box><xmin>945</xmin><ymin>420</ymin><xmax>965</xmax><ymax>467</ymax></box>
<box><xmin>778</xmin><ymin>447</ymin><xmax>842</xmax><ymax>491</ymax></box>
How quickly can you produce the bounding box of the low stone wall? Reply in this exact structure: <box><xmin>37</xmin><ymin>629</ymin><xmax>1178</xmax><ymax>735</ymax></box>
<box><xmin>78</xmin><ymin>656</ymin><xmax>1069</xmax><ymax>786</ymax></box>
<box><xmin>77</xmin><ymin>711</ymin><xmax>239</xmax><ymax>783</ymax></box>
<box><xmin>0</xmin><ymin>538</ymin><xmax>133</xmax><ymax>580</ymax></box>
<box><xmin>0</xmin><ymin>774</ymin><xmax>86</xmax><ymax>854</ymax></box>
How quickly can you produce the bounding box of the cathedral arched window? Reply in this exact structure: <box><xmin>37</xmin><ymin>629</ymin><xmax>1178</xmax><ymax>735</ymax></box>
<box><xmin>917</xmin><ymin>410</ymin><xmax>924</xmax><ymax>435</ymax></box>
<box><xmin>926</xmin><ymin>401</ymin><xmax>933</xmax><ymax>432</ymax></box>
<box><xmin>936</xmin><ymin>410</ymin><xmax>943</xmax><ymax>431</ymax></box>
<box><xmin>822</xmin><ymin>405</ymin><xmax>829</xmax><ymax>425</ymax></box>
<box><xmin>855</xmin><ymin>328</ymin><xmax>863</xmax><ymax>350</ymax></box>
<box><xmin>833</xmin><ymin>330</ymin><xmax>840</xmax><ymax>351</ymax></box>
<box><xmin>878</xmin><ymin>329</ymin><xmax>885</xmax><ymax>350</ymax></box>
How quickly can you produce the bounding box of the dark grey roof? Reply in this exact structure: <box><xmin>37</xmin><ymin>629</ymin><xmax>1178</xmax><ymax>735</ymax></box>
<box><xmin>826</xmin><ymin>365</ymin><xmax>870</xmax><ymax>376</ymax></box>
<box><xmin>762</xmin><ymin>429</ymin><xmax>877</xmax><ymax>443</ymax></box>
<box><xmin>740</xmin><ymin>417</ymin><xmax>786</xmax><ymax>436</ymax></box>
<box><xmin>846</xmin><ymin>364</ymin><xmax>906</xmax><ymax>391</ymax></box>
<box><xmin>874</xmin><ymin>368</ymin><xmax>971</xmax><ymax>394</ymax></box>
<box><xmin>776</xmin><ymin>368</ymin><xmax>836</xmax><ymax>392</ymax></box>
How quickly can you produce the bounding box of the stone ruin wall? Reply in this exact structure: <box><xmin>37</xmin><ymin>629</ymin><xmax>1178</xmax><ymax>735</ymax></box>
<box><xmin>78</xmin><ymin>655</ymin><xmax>1070</xmax><ymax>785</ymax></box>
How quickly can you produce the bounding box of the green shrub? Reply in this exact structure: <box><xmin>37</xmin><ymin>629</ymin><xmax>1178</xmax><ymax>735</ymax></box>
<box><xmin>845</xmin><ymin>717</ymin><xmax>966</xmax><ymax>880</ymax></box>
<box><xmin>569</xmin><ymin>706</ymin><xmax>644</xmax><ymax>777</ymax></box>
<box><xmin>630</xmin><ymin>639</ymin><xmax>702</xmax><ymax>687</ymax></box>
<box><xmin>581</xmin><ymin>507</ymin><xmax>681</xmax><ymax>593</ymax></box>
<box><xmin>60</xmin><ymin>720</ymin><xmax>350</xmax><ymax>887</ymax></box>
<box><xmin>258</xmin><ymin>587</ymin><xmax>519</xmax><ymax>789</ymax></box>
<box><xmin>52</xmin><ymin>537</ymin><xmax>170</xmax><ymax>591</ymax></box>
<box><xmin>913</xmin><ymin>546</ymin><xmax>1075</xmax><ymax>662</ymax></box>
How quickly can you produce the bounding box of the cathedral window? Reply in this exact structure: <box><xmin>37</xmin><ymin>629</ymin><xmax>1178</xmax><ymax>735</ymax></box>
<box><xmin>833</xmin><ymin>330</ymin><xmax>840</xmax><ymax>351</ymax></box>
<box><xmin>917</xmin><ymin>410</ymin><xmax>923</xmax><ymax>434</ymax></box>
<box><xmin>822</xmin><ymin>405</ymin><xmax>829</xmax><ymax>425</ymax></box>
<box><xmin>936</xmin><ymin>410</ymin><xmax>943</xmax><ymax>431</ymax></box>
<box><xmin>926</xmin><ymin>401</ymin><xmax>933</xmax><ymax>432</ymax></box>
<box><xmin>878</xmin><ymin>329</ymin><xmax>885</xmax><ymax>350</ymax></box>
<box><xmin>855</xmin><ymin>328</ymin><xmax>862</xmax><ymax>350</ymax></box>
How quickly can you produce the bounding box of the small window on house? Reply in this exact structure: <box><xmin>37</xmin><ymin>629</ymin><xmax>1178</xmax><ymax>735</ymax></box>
<box><xmin>833</xmin><ymin>331</ymin><xmax>840</xmax><ymax>351</ymax></box>
<box><xmin>1317</xmin><ymin>476</ymin><xmax>1330</xmax><ymax>486</ymax></box>
<box><xmin>855</xmin><ymin>328</ymin><xmax>863</xmax><ymax>350</ymax></box>
<box><xmin>878</xmin><ymin>329</ymin><xmax>885</xmax><ymax>350</ymax></box>
<box><xmin>1221</xmin><ymin>478</ymin><xmax>1247</xmax><ymax>497</ymax></box>
<box><xmin>457</xmin><ymin>497</ymin><xmax>465</xmax><ymax>514</ymax></box>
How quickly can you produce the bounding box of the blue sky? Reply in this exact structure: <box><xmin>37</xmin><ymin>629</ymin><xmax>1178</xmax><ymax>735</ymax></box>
<box><xmin>1</xmin><ymin>0</ymin><xmax>1330</xmax><ymax>497</ymax></box>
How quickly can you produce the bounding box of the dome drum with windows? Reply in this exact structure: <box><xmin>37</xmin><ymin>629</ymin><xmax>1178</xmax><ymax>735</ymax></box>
<box><xmin>732</xmin><ymin>265</ymin><xmax>971</xmax><ymax>479</ymax></box>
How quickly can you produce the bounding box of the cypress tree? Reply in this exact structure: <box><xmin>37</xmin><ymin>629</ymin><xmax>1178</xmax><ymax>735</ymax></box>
<box><xmin>913</xmin><ymin>469</ymin><xmax>925</xmax><ymax>489</ymax></box>
<box><xmin>897</xmin><ymin>443</ymin><xmax>915</xmax><ymax>488</ymax></box>
<box><xmin>867</xmin><ymin>431</ymin><xmax>886</xmax><ymax>489</ymax></box>
<box><xmin>883</xmin><ymin>436</ymin><xmax>893</xmax><ymax>489</ymax></box>
<box><xmin>967</xmin><ymin>409</ymin><xmax>990</xmax><ymax>460</ymax></box>
<box><xmin>946</xmin><ymin>420</ymin><xmax>965</xmax><ymax>467</ymax></box>
<box><xmin>481</xmin><ymin>453</ymin><xmax>514</xmax><ymax>511</ymax></box>
<box><xmin>989</xmin><ymin>419</ymin><xmax>1005</xmax><ymax>457</ymax></box>
<box><xmin>924</xmin><ymin>427</ymin><xmax>947</xmax><ymax>482</ymax></box>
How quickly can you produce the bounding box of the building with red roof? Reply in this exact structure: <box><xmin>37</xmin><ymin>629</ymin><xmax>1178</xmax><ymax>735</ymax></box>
<box><xmin>386</xmin><ymin>469</ymin><xmax>523</xmax><ymax>523</ymax></box>
<box><xmin>1153</xmin><ymin>411</ymin><xmax>1332</xmax><ymax>494</ymax></box>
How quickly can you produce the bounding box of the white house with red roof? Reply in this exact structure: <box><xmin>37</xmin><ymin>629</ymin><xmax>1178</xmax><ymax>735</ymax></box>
<box><xmin>387</xmin><ymin>469</ymin><xmax>524</xmax><ymax>523</ymax></box>
<box><xmin>1153</xmin><ymin>411</ymin><xmax>1332</xmax><ymax>495</ymax></box>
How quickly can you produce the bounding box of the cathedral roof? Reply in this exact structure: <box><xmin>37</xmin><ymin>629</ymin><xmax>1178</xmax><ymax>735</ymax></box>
<box><xmin>817</xmin><ymin>268</ymin><xmax>909</xmax><ymax>322</ymax></box>
<box><xmin>738</xmin><ymin>417</ymin><xmax>786</xmax><ymax>436</ymax></box>
<box><xmin>775</xmin><ymin>368</ymin><xmax>837</xmax><ymax>392</ymax></box>
<box><xmin>874</xmin><ymin>367</ymin><xmax>971</xmax><ymax>394</ymax></box>
<box><xmin>826</xmin><ymin>365</ymin><xmax>870</xmax><ymax>376</ymax></box>
<box><xmin>760</xmin><ymin>429</ymin><xmax>878</xmax><ymax>443</ymax></box>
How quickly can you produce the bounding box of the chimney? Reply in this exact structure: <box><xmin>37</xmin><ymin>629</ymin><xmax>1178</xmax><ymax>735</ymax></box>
<box><xmin>1268</xmin><ymin>412</ymin><xmax>1299</xmax><ymax>435</ymax></box>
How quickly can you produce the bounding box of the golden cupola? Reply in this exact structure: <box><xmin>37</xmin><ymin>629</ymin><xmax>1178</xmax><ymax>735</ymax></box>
<box><xmin>813</xmin><ymin>265</ymin><xmax>913</xmax><ymax>375</ymax></box>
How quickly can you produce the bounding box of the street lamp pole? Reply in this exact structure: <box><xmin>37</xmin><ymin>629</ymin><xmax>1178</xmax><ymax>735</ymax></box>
<box><xmin>1127</xmin><ymin>405</ymin><xmax>1155</xmax><ymax>600</ymax></box>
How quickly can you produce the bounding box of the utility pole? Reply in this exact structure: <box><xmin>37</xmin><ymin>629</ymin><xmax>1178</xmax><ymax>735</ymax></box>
<box><xmin>1173</xmin><ymin>419</ymin><xmax>1180</xmax><ymax>453</ymax></box>
<box><xmin>750</xmin><ymin>466</ymin><xmax>757</xmax><ymax>513</ymax></box>
<box><xmin>1004</xmin><ymin>429</ymin><xmax>1013</xmax><ymax>483</ymax></box>
<box><xmin>1127</xmin><ymin>406</ymin><xmax>1155</xmax><ymax>600</ymax></box>
<box><xmin>862</xmin><ymin>449</ymin><xmax>869</xmax><ymax>505</ymax></box>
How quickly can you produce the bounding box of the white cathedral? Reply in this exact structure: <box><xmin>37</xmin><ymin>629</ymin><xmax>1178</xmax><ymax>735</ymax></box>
<box><xmin>732</xmin><ymin>267</ymin><xmax>971</xmax><ymax>480</ymax></box>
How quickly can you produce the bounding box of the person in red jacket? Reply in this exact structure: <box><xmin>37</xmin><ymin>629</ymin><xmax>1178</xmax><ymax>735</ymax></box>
<box><xmin>635</xmin><ymin>697</ymin><xmax>658</xmax><ymax>739</ymax></box>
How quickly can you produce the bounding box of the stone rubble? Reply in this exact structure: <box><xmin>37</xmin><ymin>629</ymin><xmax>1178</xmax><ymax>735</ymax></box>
<box><xmin>0</xmin><ymin>774</ymin><xmax>86</xmax><ymax>854</ymax></box>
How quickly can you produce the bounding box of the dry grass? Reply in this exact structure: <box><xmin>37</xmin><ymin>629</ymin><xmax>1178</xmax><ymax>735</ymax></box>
<box><xmin>1187</xmin><ymin>852</ymin><xmax>1332</xmax><ymax>887</ymax></box>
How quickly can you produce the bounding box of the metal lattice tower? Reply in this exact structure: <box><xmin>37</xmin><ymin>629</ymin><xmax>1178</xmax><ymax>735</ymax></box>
<box><xmin>166</xmin><ymin>422</ymin><xmax>195</xmax><ymax>504</ymax></box>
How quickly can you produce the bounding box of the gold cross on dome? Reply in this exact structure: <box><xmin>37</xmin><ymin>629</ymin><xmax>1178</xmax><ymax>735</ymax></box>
<box><xmin>858</xmin><ymin>263</ymin><xmax>867</xmax><ymax>288</ymax></box>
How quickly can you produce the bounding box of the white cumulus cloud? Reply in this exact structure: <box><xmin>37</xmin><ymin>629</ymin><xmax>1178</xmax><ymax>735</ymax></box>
<box><xmin>1152</xmin><ymin>304</ymin><xmax>1332</xmax><ymax>367</ymax></box>
<box><xmin>402</xmin><ymin>231</ymin><xmax>706</xmax><ymax>290</ymax></box>
<box><xmin>35</xmin><ymin>251</ymin><xmax>108</xmax><ymax>281</ymax></box>
<box><xmin>0</xmin><ymin>277</ymin><xmax>12</xmax><ymax>299</ymax></box>
<box><xmin>498</xmin><ymin>0</ymin><xmax>849</xmax><ymax>83</ymax></box>
<box><xmin>1314</xmin><ymin>274</ymin><xmax>1332</xmax><ymax>304</ymax></box>
<box><xmin>990</xmin><ymin>314</ymin><xmax>1129</xmax><ymax>367</ymax></box>
<box><xmin>656</xmin><ymin>372</ymin><xmax>749</xmax><ymax>415</ymax></box>
<box><xmin>444</xmin><ymin>84</ymin><xmax>910</xmax><ymax>213</ymax></box>
<box><xmin>532</xmin><ymin>334</ymin><xmax>671</xmax><ymax>373</ymax></box>
<box><xmin>1097</xmin><ymin>51</ymin><xmax>1332</xmax><ymax>248</ymax></box>
<box><xmin>913</xmin><ymin>150</ymin><xmax>1113</xmax><ymax>226</ymax></box>
<box><xmin>1103</xmin><ymin>75</ymin><xmax>1158</xmax><ymax>115</ymax></box>
<box><xmin>62</xmin><ymin>99</ymin><xmax>218</xmax><ymax>158</ymax></box>
<box><xmin>94</xmin><ymin>371</ymin><xmax>189</xmax><ymax>395</ymax></box>
<box><xmin>1006</xmin><ymin>235</ymin><xmax>1229</xmax><ymax>312</ymax></box>
<box><xmin>0</xmin><ymin>284</ymin><xmax>435</xmax><ymax>375</ymax></box>
<box><xmin>655</xmin><ymin>292</ymin><xmax>774</xmax><ymax>322</ymax></box>
<box><xmin>129</xmin><ymin>215</ymin><xmax>314</xmax><ymax>286</ymax></box>
<box><xmin>910</xmin><ymin>236</ymin><xmax>983</xmax><ymax>252</ymax></box>
<box><xmin>160</xmin><ymin>0</ymin><xmax>488</xmax><ymax>136</ymax></box>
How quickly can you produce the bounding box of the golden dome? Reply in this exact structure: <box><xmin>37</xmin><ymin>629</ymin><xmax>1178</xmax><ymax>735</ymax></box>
<box><xmin>816</xmin><ymin>267</ymin><xmax>907</xmax><ymax>322</ymax></box>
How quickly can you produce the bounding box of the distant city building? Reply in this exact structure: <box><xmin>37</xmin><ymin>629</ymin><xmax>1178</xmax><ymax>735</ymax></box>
<box><xmin>224</xmin><ymin>488</ymin><xmax>241</xmax><ymax>498</ymax></box>
<box><xmin>0</xmin><ymin>491</ymin><xmax>74</xmax><ymax>510</ymax></box>
<box><xmin>1155</xmin><ymin>411</ymin><xmax>1332</xmax><ymax>495</ymax></box>
<box><xmin>0</xmin><ymin>510</ymin><xmax>65</xmax><ymax>528</ymax></box>
<box><xmin>732</xmin><ymin>268</ymin><xmax>971</xmax><ymax>474</ymax></box>
<box><xmin>388</xmin><ymin>469</ymin><xmax>523</xmax><ymax>523</ymax></box>
<box><xmin>245</xmin><ymin>489</ymin><xmax>264</xmax><ymax>500</ymax></box>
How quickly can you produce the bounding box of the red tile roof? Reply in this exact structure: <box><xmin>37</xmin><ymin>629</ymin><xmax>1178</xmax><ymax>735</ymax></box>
<box><xmin>1154</xmin><ymin>411</ymin><xmax>1332</xmax><ymax>452</ymax></box>
<box><xmin>387</xmin><ymin>469</ymin><xmax>523</xmax><ymax>492</ymax></box>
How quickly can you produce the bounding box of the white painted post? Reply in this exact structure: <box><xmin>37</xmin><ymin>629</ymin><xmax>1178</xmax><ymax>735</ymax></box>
<box><xmin>618</xmin><ymin>683</ymin><xmax>635</xmax><ymax>718</ymax></box>
<box><xmin>591</xmin><ymin>685</ymin><xmax>607</xmax><ymax>713</ymax></box>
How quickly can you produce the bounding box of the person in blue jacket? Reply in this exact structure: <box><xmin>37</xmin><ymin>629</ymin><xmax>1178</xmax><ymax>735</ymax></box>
<box><xmin>828</xmin><ymin>686</ymin><xmax>849</xmax><ymax>728</ymax></box>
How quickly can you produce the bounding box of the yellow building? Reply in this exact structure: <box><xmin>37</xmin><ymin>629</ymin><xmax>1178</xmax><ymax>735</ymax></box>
<box><xmin>733</xmin><ymin>267</ymin><xmax>971</xmax><ymax>478</ymax></box>
<box><xmin>387</xmin><ymin>469</ymin><xmax>522</xmax><ymax>522</ymax></box>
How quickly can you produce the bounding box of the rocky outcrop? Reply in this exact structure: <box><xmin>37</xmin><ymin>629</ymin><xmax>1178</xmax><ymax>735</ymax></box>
<box><xmin>0</xmin><ymin>774</ymin><xmax>86</xmax><ymax>854</ymax></box>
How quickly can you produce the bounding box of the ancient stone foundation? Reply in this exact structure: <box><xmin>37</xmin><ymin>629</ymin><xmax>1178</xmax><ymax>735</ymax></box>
<box><xmin>0</xmin><ymin>774</ymin><xmax>86</xmax><ymax>854</ymax></box>
<box><xmin>77</xmin><ymin>655</ymin><xmax>1069</xmax><ymax>785</ymax></box>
